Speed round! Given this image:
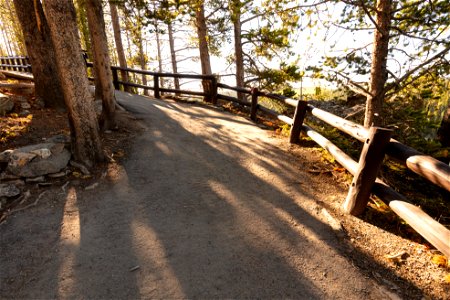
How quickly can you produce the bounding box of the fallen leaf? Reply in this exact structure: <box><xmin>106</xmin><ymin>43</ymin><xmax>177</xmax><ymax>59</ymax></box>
<box><xmin>72</xmin><ymin>171</ymin><xmax>81</xmax><ymax>178</ymax></box>
<box><xmin>444</xmin><ymin>274</ymin><xmax>450</xmax><ymax>284</ymax></box>
<box><xmin>431</xmin><ymin>255</ymin><xmax>448</xmax><ymax>268</ymax></box>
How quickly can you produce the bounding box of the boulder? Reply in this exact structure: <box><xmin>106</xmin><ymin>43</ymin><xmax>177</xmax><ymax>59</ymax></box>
<box><xmin>0</xmin><ymin>183</ymin><xmax>20</xmax><ymax>198</ymax></box>
<box><xmin>6</xmin><ymin>142</ymin><xmax>71</xmax><ymax>178</ymax></box>
<box><xmin>0</xmin><ymin>93</ymin><xmax>14</xmax><ymax>115</ymax></box>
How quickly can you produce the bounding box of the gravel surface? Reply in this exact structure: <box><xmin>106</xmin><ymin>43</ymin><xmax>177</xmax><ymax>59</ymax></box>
<box><xmin>0</xmin><ymin>92</ymin><xmax>425</xmax><ymax>299</ymax></box>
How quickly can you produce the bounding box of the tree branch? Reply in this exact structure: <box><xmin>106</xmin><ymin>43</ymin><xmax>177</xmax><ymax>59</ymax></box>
<box><xmin>334</xmin><ymin>71</ymin><xmax>372</xmax><ymax>98</ymax></box>
<box><xmin>384</xmin><ymin>45</ymin><xmax>450</xmax><ymax>93</ymax></box>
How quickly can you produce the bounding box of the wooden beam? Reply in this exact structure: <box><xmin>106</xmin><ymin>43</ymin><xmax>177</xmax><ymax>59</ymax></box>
<box><xmin>387</xmin><ymin>139</ymin><xmax>450</xmax><ymax>192</ymax></box>
<box><xmin>289</xmin><ymin>100</ymin><xmax>308</xmax><ymax>143</ymax></box>
<box><xmin>390</xmin><ymin>201</ymin><xmax>450</xmax><ymax>258</ymax></box>
<box><xmin>308</xmin><ymin>104</ymin><xmax>369</xmax><ymax>142</ymax></box>
<box><xmin>250</xmin><ymin>88</ymin><xmax>258</xmax><ymax>121</ymax></box>
<box><xmin>343</xmin><ymin>127</ymin><xmax>392</xmax><ymax>216</ymax></box>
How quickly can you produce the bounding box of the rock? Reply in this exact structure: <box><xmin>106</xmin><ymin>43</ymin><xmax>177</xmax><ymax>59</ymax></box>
<box><xmin>30</xmin><ymin>148</ymin><xmax>52</xmax><ymax>159</ymax></box>
<box><xmin>26</xmin><ymin>176</ymin><xmax>45</xmax><ymax>183</ymax></box>
<box><xmin>70</xmin><ymin>160</ymin><xmax>91</xmax><ymax>175</ymax></box>
<box><xmin>46</xmin><ymin>134</ymin><xmax>70</xmax><ymax>144</ymax></box>
<box><xmin>35</xmin><ymin>98</ymin><xmax>45</xmax><ymax>108</ymax></box>
<box><xmin>8</xmin><ymin>152</ymin><xmax>37</xmax><ymax>168</ymax></box>
<box><xmin>0</xmin><ymin>172</ymin><xmax>20</xmax><ymax>181</ymax></box>
<box><xmin>20</xmin><ymin>102</ymin><xmax>31</xmax><ymax>109</ymax></box>
<box><xmin>50</xmin><ymin>143</ymin><xmax>66</xmax><ymax>155</ymax></box>
<box><xmin>6</xmin><ymin>142</ymin><xmax>71</xmax><ymax>177</ymax></box>
<box><xmin>19</xmin><ymin>110</ymin><xmax>30</xmax><ymax>117</ymax></box>
<box><xmin>0</xmin><ymin>93</ymin><xmax>14</xmax><ymax>116</ymax></box>
<box><xmin>48</xmin><ymin>171</ymin><xmax>68</xmax><ymax>178</ymax></box>
<box><xmin>0</xmin><ymin>183</ymin><xmax>20</xmax><ymax>198</ymax></box>
<box><xmin>0</xmin><ymin>149</ymin><xmax>14</xmax><ymax>163</ymax></box>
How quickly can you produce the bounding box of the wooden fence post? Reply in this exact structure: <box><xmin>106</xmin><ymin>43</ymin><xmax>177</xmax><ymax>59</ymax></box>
<box><xmin>289</xmin><ymin>100</ymin><xmax>308</xmax><ymax>143</ymax></box>
<box><xmin>112</xmin><ymin>68</ymin><xmax>120</xmax><ymax>90</ymax></box>
<box><xmin>0</xmin><ymin>58</ymin><xmax>4</xmax><ymax>70</ymax></box>
<box><xmin>250</xmin><ymin>87</ymin><xmax>259</xmax><ymax>121</ymax></box>
<box><xmin>154</xmin><ymin>75</ymin><xmax>160</xmax><ymax>98</ymax></box>
<box><xmin>343</xmin><ymin>126</ymin><xmax>393</xmax><ymax>216</ymax></box>
<box><xmin>13</xmin><ymin>58</ymin><xmax>18</xmax><ymax>71</ymax></box>
<box><xmin>211</xmin><ymin>76</ymin><xmax>218</xmax><ymax>105</ymax></box>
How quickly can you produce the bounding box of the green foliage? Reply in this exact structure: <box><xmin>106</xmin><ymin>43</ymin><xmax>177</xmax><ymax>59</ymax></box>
<box><xmin>384</xmin><ymin>73</ymin><xmax>450</xmax><ymax>155</ymax></box>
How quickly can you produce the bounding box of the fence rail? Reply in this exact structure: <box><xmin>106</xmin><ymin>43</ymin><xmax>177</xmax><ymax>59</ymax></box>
<box><xmin>1</xmin><ymin>56</ymin><xmax>449</xmax><ymax>258</ymax></box>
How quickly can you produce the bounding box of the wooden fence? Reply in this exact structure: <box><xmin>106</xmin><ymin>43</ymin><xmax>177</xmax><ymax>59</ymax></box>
<box><xmin>1</xmin><ymin>57</ymin><xmax>449</xmax><ymax>258</ymax></box>
<box><xmin>0</xmin><ymin>56</ymin><xmax>31</xmax><ymax>73</ymax></box>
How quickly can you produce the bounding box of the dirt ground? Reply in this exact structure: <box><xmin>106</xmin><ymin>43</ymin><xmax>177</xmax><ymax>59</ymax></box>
<box><xmin>0</xmin><ymin>90</ymin><xmax>449</xmax><ymax>299</ymax></box>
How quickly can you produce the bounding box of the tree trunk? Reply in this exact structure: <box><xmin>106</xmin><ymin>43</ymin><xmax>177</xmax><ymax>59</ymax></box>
<box><xmin>232</xmin><ymin>5</ymin><xmax>245</xmax><ymax>101</ymax></box>
<box><xmin>437</xmin><ymin>105</ymin><xmax>450</xmax><ymax>147</ymax></box>
<box><xmin>155</xmin><ymin>22</ymin><xmax>164</xmax><ymax>92</ymax></box>
<box><xmin>42</xmin><ymin>0</ymin><xmax>104</xmax><ymax>167</ymax></box>
<box><xmin>168</xmin><ymin>22</ymin><xmax>180</xmax><ymax>92</ymax></box>
<box><xmin>109</xmin><ymin>1</ymin><xmax>130</xmax><ymax>92</ymax></box>
<box><xmin>75</xmin><ymin>0</ymin><xmax>92</xmax><ymax>59</ymax></box>
<box><xmin>86</xmin><ymin>0</ymin><xmax>117</xmax><ymax>130</ymax></box>
<box><xmin>364</xmin><ymin>0</ymin><xmax>392</xmax><ymax>127</ymax></box>
<box><xmin>195</xmin><ymin>1</ymin><xmax>213</xmax><ymax>101</ymax></box>
<box><xmin>137</xmin><ymin>33</ymin><xmax>149</xmax><ymax>96</ymax></box>
<box><xmin>12</xmin><ymin>0</ymin><xmax>65</xmax><ymax>109</ymax></box>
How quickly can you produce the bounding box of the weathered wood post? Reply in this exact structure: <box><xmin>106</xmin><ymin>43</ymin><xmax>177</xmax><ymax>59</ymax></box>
<box><xmin>343</xmin><ymin>126</ymin><xmax>393</xmax><ymax>215</ymax></box>
<box><xmin>210</xmin><ymin>76</ymin><xmax>218</xmax><ymax>105</ymax></box>
<box><xmin>112</xmin><ymin>68</ymin><xmax>120</xmax><ymax>90</ymax></box>
<box><xmin>13</xmin><ymin>57</ymin><xmax>19</xmax><ymax>71</ymax></box>
<box><xmin>0</xmin><ymin>57</ymin><xmax>4</xmax><ymax>70</ymax></box>
<box><xmin>250</xmin><ymin>87</ymin><xmax>259</xmax><ymax>121</ymax></box>
<box><xmin>289</xmin><ymin>100</ymin><xmax>308</xmax><ymax>143</ymax></box>
<box><xmin>6</xmin><ymin>58</ymin><xmax>12</xmax><ymax>70</ymax></box>
<box><xmin>154</xmin><ymin>75</ymin><xmax>160</xmax><ymax>98</ymax></box>
<box><xmin>19</xmin><ymin>57</ymin><xmax>25</xmax><ymax>71</ymax></box>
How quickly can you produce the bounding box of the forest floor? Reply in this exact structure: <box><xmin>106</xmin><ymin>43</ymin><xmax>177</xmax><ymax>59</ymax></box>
<box><xmin>0</xmin><ymin>85</ymin><xmax>449</xmax><ymax>299</ymax></box>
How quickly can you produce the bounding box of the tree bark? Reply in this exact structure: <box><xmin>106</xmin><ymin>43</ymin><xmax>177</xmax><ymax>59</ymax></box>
<box><xmin>86</xmin><ymin>0</ymin><xmax>117</xmax><ymax>130</ymax></box>
<box><xmin>42</xmin><ymin>0</ymin><xmax>104</xmax><ymax>167</ymax></box>
<box><xmin>195</xmin><ymin>1</ymin><xmax>213</xmax><ymax>101</ymax></box>
<box><xmin>364</xmin><ymin>0</ymin><xmax>392</xmax><ymax>127</ymax></box>
<box><xmin>437</xmin><ymin>104</ymin><xmax>450</xmax><ymax>147</ymax></box>
<box><xmin>168</xmin><ymin>21</ymin><xmax>180</xmax><ymax>92</ymax></box>
<box><xmin>12</xmin><ymin>0</ymin><xmax>65</xmax><ymax>109</ymax></box>
<box><xmin>231</xmin><ymin>3</ymin><xmax>245</xmax><ymax>101</ymax></box>
<box><xmin>109</xmin><ymin>1</ymin><xmax>130</xmax><ymax>92</ymax></box>
<box><xmin>155</xmin><ymin>22</ymin><xmax>164</xmax><ymax>92</ymax></box>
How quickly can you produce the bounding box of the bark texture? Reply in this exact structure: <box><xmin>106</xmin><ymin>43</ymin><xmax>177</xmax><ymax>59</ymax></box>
<box><xmin>168</xmin><ymin>22</ymin><xmax>180</xmax><ymax>91</ymax></box>
<box><xmin>195</xmin><ymin>2</ymin><xmax>213</xmax><ymax>101</ymax></box>
<box><xmin>155</xmin><ymin>23</ymin><xmax>164</xmax><ymax>91</ymax></box>
<box><xmin>42</xmin><ymin>0</ymin><xmax>104</xmax><ymax>167</ymax></box>
<box><xmin>86</xmin><ymin>0</ymin><xmax>117</xmax><ymax>130</ymax></box>
<box><xmin>13</xmin><ymin>0</ymin><xmax>65</xmax><ymax>109</ymax></box>
<box><xmin>231</xmin><ymin>4</ymin><xmax>245</xmax><ymax>101</ymax></box>
<box><xmin>365</xmin><ymin>0</ymin><xmax>392</xmax><ymax>127</ymax></box>
<box><xmin>109</xmin><ymin>1</ymin><xmax>130</xmax><ymax>92</ymax></box>
<box><xmin>437</xmin><ymin>105</ymin><xmax>450</xmax><ymax>147</ymax></box>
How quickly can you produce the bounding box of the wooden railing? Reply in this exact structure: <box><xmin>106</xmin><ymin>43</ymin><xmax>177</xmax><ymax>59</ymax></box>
<box><xmin>1</xmin><ymin>57</ymin><xmax>449</xmax><ymax>258</ymax></box>
<box><xmin>0</xmin><ymin>56</ymin><xmax>31</xmax><ymax>73</ymax></box>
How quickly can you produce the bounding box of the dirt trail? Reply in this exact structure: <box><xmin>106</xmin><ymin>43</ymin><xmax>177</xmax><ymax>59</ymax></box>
<box><xmin>1</xmin><ymin>92</ymin><xmax>399</xmax><ymax>299</ymax></box>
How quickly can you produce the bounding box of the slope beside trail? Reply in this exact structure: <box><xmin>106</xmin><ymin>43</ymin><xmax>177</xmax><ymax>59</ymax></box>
<box><xmin>1</xmin><ymin>92</ymin><xmax>399</xmax><ymax>299</ymax></box>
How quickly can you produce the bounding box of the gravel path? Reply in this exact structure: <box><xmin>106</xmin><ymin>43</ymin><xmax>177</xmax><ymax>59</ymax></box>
<box><xmin>0</xmin><ymin>92</ymin><xmax>397</xmax><ymax>299</ymax></box>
